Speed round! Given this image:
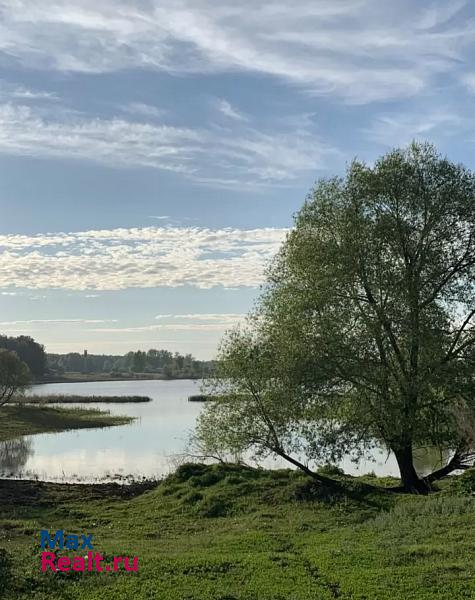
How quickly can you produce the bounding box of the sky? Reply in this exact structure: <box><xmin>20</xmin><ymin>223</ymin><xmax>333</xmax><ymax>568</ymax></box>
<box><xmin>0</xmin><ymin>0</ymin><xmax>474</xmax><ymax>358</ymax></box>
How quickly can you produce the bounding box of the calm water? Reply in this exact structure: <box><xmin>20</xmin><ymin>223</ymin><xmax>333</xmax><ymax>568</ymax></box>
<box><xmin>0</xmin><ymin>380</ymin><xmax>446</xmax><ymax>482</ymax></box>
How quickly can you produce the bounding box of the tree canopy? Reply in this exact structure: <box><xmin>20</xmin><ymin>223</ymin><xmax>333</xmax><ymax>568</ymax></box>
<box><xmin>196</xmin><ymin>143</ymin><xmax>475</xmax><ymax>493</ymax></box>
<box><xmin>0</xmin><ymin>335</ymin><xmax>46</xmax><ymax>377</ymax></box>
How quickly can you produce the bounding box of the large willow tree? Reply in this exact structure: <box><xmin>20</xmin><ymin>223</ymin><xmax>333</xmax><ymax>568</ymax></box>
<box><xmin>196</xmin><ymin>143</ymin><xmax>475</xmax><ymax>493</ymax></box>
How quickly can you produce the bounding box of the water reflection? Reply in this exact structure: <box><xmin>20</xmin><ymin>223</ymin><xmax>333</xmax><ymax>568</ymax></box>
<box><xmin>0</xmin><ymin>380</ymin><xmax>453</xmax><ymax>483</ymax></box>
<box><xmin>0</xmin><ymin>437</ymin><xmax>33</xmax><ymax>474</ymax></box>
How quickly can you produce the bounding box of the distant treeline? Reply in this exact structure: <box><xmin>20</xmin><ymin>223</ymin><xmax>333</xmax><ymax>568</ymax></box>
<box><xmin>47</xmin><ymin>349</ymin><xmax>215</xmax><ymax>379</ymax></box>
<box><xmin>0</xmin><ymin>335</ymin><xmax>214</xmax><ymax>380</ymax></box>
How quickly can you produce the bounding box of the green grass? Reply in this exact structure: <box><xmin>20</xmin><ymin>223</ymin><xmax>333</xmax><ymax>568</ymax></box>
<box><xmin>0</xmin><ymin>463</ymin><xmax>474</xmax><ymax>599</ymax></box>
<box><xmin>0</xmin><ymin>404</ymin><xmax>132</xmax><ymax>442</ymax></box>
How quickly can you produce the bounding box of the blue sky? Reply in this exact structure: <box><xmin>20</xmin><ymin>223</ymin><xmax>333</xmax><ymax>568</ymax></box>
<box><xmin>0</xmin><ymin>0</ymin><xmax>474</xmax><ymax>358</ymax></box>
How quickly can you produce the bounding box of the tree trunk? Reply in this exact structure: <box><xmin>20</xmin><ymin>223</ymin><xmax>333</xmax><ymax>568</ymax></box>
<box><xmin>393</xmin><ymin>445</ymin><xmax>429</xmax><ymax>494</ymax></box>
<box><xmin>274</xmin><ymin>448</ymin><xmax>331</xmax><ymax>485</ymax></box>
<box><xmin>425</xmin><ymin>445</ymin><xmax>475</xmax><ymax>484</ymax></box>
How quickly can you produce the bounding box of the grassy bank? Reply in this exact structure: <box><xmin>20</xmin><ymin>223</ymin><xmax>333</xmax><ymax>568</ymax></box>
<box><xmin>0</xmin><ymin>405</ymin><xmax>132</xmax><ymax>442</ymax></box>
<box><xmin>13</xmin><ymin>394</ymin><xmax>152</xmax><ymax>404</ymax></box>
<box><xmin>0</xmin><ymin>463</ymin><xmax>474</xmax><ymax>599</ymax></box>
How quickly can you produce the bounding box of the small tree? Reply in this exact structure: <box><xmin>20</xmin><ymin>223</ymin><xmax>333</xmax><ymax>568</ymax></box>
<box><xmin>0</xmin><ymin>350</ymin><xmax>30</xmax><ymax>407</ymax></box>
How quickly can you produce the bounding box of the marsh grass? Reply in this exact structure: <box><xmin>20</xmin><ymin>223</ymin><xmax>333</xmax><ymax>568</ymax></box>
<box><xmin>0</xmin><ymin>404</ymin><xmax>132</xmax><ymax>442</ymax></box>
<box><xmin>12</xmin><ymin>394</ymin><xmax>151</xmax><ymax>404</ymax></box>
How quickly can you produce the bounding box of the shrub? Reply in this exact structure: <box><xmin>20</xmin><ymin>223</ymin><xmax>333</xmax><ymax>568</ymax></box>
<box><xmin>317</xmin><ymin>464</ymin><xmax>345</xmax><ymax>476</ymax></box>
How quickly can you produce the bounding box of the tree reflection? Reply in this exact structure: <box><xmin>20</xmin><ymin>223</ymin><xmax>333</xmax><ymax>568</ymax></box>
<box><xmin>0</xmin><ymin>437</ymin><xmax>33</xmax><ymax>474</ymax></box>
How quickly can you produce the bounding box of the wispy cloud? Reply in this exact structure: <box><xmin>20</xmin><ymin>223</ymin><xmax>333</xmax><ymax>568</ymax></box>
<box><xmin>462</xmin><ymin>73</ymin><xmax>475</xmax><ymax>94</ymax></box>
<box><xmin>0</xmin><ymin>319</ymin><xmax>117</xmax><ymax>326</ymax></box>
<box><xmin>363</xmin><ymin>109</ymin><xmax>462</xmax><ymax>147</ymax></box>
<box><xmin>214</xmin><ymin>99</ymin><xmax>247</xmax><ymax>121</ymax></box>
<box><xmin>88</xmin><ymin>322</ymin><xmax>240</xmax><ymax>333</ymax></box>
<box><xmin>0</xmin><ymin>1</ymin><xmax>471</xmax><ymax>104</ymax></box>
<box><xmin>155</xmin><ymin>313</ymin><xmax>245</xmax><ymax>321</ymax></box>
<box><xmin>120</xmin><ymin>102</ymin><xmax>166</xmax><ymax>119</ymax></box>
<box><xmin>0</xmin><ymin>103</ymin><xmax>330</xmax><ymax>184</ymax></box>
<box><xmin>0</xmin><ymin>80</ymin><xmax>59</xmax><ymax>102</ymax></box>
<box><xmin>0</xmin><ymin>226</ymin><xmax>287</xmax><ymax>291</ymax></box>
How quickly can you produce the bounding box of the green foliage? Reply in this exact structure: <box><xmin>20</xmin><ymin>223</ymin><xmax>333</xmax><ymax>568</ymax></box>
<box><xmin>446</xmin><ymin>468</ymin><xmax>475</xmax><ymax>495</ymax></box>
<box><xmin>47</xmin><ymin>348</ymin><xmax>215</xmax><ymax>378</ymax></box>
<box><xmin>131</xmin><ymin>350</ymin><xmax>147</xmax><ymax>373</ymax></box>
<box><xmin>196</xmin><ymin>143</ymin><xmax>475</xmax><ymax>491</ymax></box>
<box><xmin>317</xmin><ymin>464</ymin><xmax>345</xmax><ymax>476</ymax></box>
<box><xmin>195</xmin><ymin>326</ymin><xmax>349</xmax><ymax>476</ymax></box>
<box><xmin>0</xmin><ymin>350</ymin><xmax>30</xmax><ymax>407</ymax></box>
<box><xmin>0</xmin><ymin>335</ymin><xmax>46</xmax><ymax>377</ymax></box>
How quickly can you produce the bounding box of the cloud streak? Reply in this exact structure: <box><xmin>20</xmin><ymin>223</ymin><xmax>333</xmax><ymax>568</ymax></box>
<box><xmin>363</xmin><ymin>109</ymin><xmax>463</xmax><ymax>147</ymax></box>
<box><xmin>0</xmin><ymin>1</ymin><xmax>471</xmax><ymax>104</ymax></box>
<box><xmin>0</xmin><ymin>319</ymin><xmax>117</xmax><ymax>325</ymax></box>
<box><xmin>215</xmin><ymin>99</ymin><xmax>247</xmax><ymax>121</ymax></box>
<box><xmin>0</xmin><ymin>103</ymin><xmax>330</xmax><ymax>184</ymax></box>
<box><xmin>155</xmin><ymin>313</ymin><xmax>245</xmax><ymax>321</ymax></box>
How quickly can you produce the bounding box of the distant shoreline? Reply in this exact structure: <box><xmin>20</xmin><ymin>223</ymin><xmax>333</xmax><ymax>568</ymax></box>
<box><xmin>33</xmin><ymin>374</ymin><xmax>201</xmax><ymax>385</ymax></box>
<box><xmin>14</xmin><ymin>394</ymin><xmax>152</xmax><ymax>404</ymax></box>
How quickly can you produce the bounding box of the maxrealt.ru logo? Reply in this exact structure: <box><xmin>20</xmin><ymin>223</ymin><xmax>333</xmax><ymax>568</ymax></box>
<box><xmin>40</xmin><ymin>529</ymin><xmax>138</xmax><ymax>573</ymax></box>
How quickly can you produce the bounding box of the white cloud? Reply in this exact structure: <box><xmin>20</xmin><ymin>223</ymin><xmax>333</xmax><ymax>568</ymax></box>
<box><xmin>215</xmin><ymin>99</ymin><xmax>247</xmax><ymax>121</ymax></box>
<box><xmin>0</xmin><ymin>318</ymin><xmax>117</xmax><ymax>326</ymax></box>
<box><xmin>0</xmin><ymin>1</ymin><xmax>470</xmax><ymax>104</ymax></box>
<box><xmin>363</xmin><ymin>110</ymin><xmax>462</xmax><ymax>147</ymax></box>
<box><xmin>120</xmin><ymin>102</ymin><xmax>166</xmax><ymax>119</ymax></box>
<box><xmin>462</xmin><ymin>73</ymin><xmax>475</xmax><ymax>94</ymax></box>
<box><xmin>145</xmin><ymin>312</ymin><xmax>246</xmax><ymax>331</ymax></box>
<box><xmin>0</xmin><ymin>80</ymin><xmax>59</xmax><ymax>102</ymax></box>
<box><xmin>88</xmin><ymin>323</ymin><xmax>239</xmax><ymax>333</ymax></box>
<box><xmin>0</xmin><ymin>103</ymin><xmax>330</xmax><ymax>184</ymax></box>
<box><xmin>0</xmin><ymin>226</ymin><xmax>287</xmax><ymax>291</ymax></box>
<box><xmin>155</xmin><ymin>313</ymin><xmax>245</xmax><ymax>321</ymax></box>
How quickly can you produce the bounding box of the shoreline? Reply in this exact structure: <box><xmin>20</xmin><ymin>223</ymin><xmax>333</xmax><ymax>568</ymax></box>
<box><xmin>33</xmin><ymin>375</ymin><xmax>200</xmax><ymax>385</ymax></box>
<box><xmin>14</xmin><ymin>394</ymin><xmax>152</xmax><ymax>404</ymax></box>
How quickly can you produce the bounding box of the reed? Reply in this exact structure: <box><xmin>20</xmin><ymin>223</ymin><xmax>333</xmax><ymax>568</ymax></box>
<box><xmin>12</xmin><ymin>394</ymin><xmax>152</xmax><ymax>404</ymax></box>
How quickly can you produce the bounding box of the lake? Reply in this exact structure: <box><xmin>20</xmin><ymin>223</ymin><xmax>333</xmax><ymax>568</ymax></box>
<box><xmin>0</xmin><ymin>379</ymin><xmax>446</xmax><ymax>482</ymax></box>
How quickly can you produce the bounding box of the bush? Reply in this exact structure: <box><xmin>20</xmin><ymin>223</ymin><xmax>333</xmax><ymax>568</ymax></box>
<box><xmin>317</xmin><ymin>464</ymin><xmax>345</xmax><ymax>476</ymax></box>
<box><xmin>189</xmin><ymin>470</ymin><xmax>223</xmax><ymax>488</ymax></box>
<box><xmin>198</xmin><ymin>495</ymin><xmax>232</xmax><ymax>518</ymax></box>
<box><xmin>172</xmin><ymin>463</ymin><xmax>208</xmax><ymax>483</ymax></box>
<box><xmin>451</xmin><ymin>469</ymin><xmax>475</xmax><ymax>495</ymax></box>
